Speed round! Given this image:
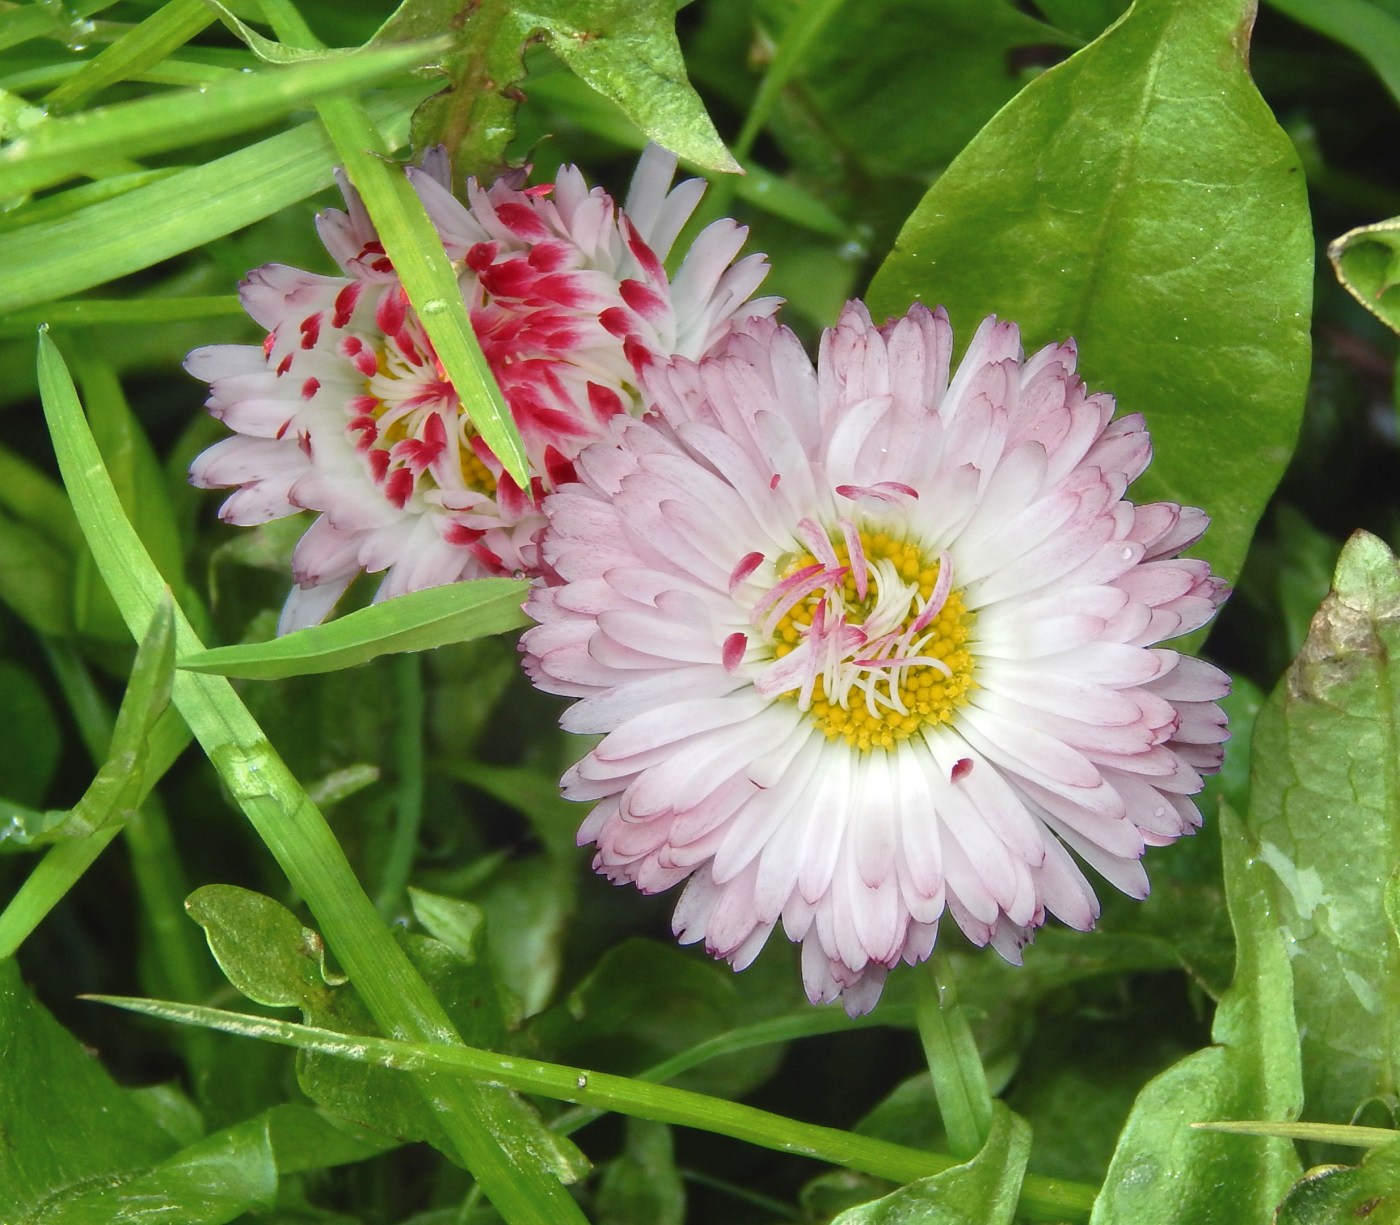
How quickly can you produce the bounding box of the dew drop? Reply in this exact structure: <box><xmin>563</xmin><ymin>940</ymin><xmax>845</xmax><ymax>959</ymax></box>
<box><xmin>576</xmin><ymin>1074</ymin><xmax>588</xmax><ymax>1089</ymax></box>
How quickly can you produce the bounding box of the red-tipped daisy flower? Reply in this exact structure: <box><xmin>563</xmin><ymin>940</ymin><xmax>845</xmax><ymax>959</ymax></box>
<box><xmin>521</xmin><ymin>302</ymin><xmax>1230</xmax><ymax>1016</ymax></box>
<box><xmin>186</xmin><ymin>145</ymin><xmax>778</xmax><ymax>632</ymax></box>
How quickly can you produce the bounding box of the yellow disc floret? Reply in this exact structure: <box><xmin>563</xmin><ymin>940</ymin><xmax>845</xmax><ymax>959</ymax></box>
<box><xmin>766</xmin><ymin>529</ymin><xmax>975</xmax><ymax>752</ymax></box>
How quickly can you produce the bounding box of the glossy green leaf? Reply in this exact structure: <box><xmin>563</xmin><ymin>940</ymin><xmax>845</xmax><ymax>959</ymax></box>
<box><xmin>178</xmin><ymin>578</ymin><xmax>531</xmax><ymax>679</ymax></box>
<box><xmin>795</xmin><ymin>0</ymin><xmax>1078</xmax><ymax>179</ymax></box>
<box><xmin>0</xmin><ymin>86</ymin><xmax>427</xmax><ymax>314</ymax></box>
<box><xmin>32</xmin><ymin>1116</ymin><xmax>279</xmax><ymax>1225</ymax></box>
<box><xmin>0</xmin><ymin>959</ymin><xmax>178</xmax><ymax>1218</ymax></box>
<box><xmin>186</xmin><ymin>884</ymin><xmax>343</xmax><ymax>1011</ymax></box>
<box><xmin>472</xmin><ymin>854</ymin><xmax>574</xmax><ymax>1018</ymax></box>
<box><xmin>1330</xmin><ymin>215</ymin><xmax>1400</xmax><ymax>335</ymax></box>
<box><xmin>596</xmin><ymin>1119</ymin><xmax>685</xmax><ymax>1225</ymax></box>
<box><xmin>831</xmin><ymin>1102</ymin><xmax>1032</xmax><ymax>1225</ymax></box>
<box><xmin>1274</xmin><ymin>1137</ymin><xmax>1400</xmax><ymax>1224</ymax></box>
<box><xmin>377</xmin><ymin>0</ymin><xmax>735</xmax><ymax>176</ymax></box>
<box><xmin>868</xmin><ymin>0</ymin><xmax>1312</xmax><ymax>586</ymax></box>
<box><xmin>1087</xmin><ymin>804</ymin><xmax>1303</xmax><ymax>1224</ymax></box>
<box><xmin>1245</xmin><ymin>530</ymin><xmax>1400</xmax><ymax>1125</ymax></box>
<box><xmin>0</xmin><ymin>42</ymin><xmax>444</xmax><ymax>197</ymax></box>
<box><xmin>0</xmin><ymin>296</ymin><xmax>245</xmax><ymax>334</ymax></box>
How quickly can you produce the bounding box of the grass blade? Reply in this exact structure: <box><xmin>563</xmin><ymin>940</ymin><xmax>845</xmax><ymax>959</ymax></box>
<box><xmin>0</xmin><ymin>41</ymin><xmax>445</xmax><ymax>197</ymax></box>
<box><xmin>44</xmin><ymin>0</ymin><xmax>216</xmax><ymax>113</ymax></box>
<box><xmin>178</xmin><ymin>578</ymin><xmax>530</xmax><ymax>679</ymax></box>
<box><xmin>0</xmin><ymin>85</ymin><xmax>429</xmax><ymax>313</ymax></box>
<box><xmin>36</xmin><ymin>328</ymin><xmax>588</xmax><ymax>1223</ymax></box>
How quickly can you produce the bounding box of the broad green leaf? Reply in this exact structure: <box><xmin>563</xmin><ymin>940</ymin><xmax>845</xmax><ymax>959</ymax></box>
<box><xmin>794</xmin><ymin>0</ymin><xmax>1078</xmax><ymax>179</ymax></box>
<box><xmin>1266</xmin><ymin>0</ymin><xmax>1400</xmax><ymax>108</ymax></box>
<box><xmin>867</xmin><ymin>0</ymin><xmax>1313</xmax><ymax>587</ymax></box>
<box><xmin>408</xmin><ymin>886</ymin><xmax>487</xmax><ymax>963</ymax></box>
<box><xmin>1330</xmin><ymin>216</ymin><xmax>1400</xmax><ymax>335</ymax></box>
<box><xmin>376</xmin><ymin>0</ymin><xmax>736</xmax><ymax>176</ymax></box>
<box><xmin>831</xmin><ymin>1102</ymin><xmax>1032</xmax><ymax>1225</ymax></box>
<box><xmin>1274</xmin><ymin>1137</ymin><xmax>1400</xmax><ymax>1224</ymax></box>
<box><xmin>36</xmin><ymin>327</ymin><xmax>594</xmax><ymax>1225</ymax></box>
<box><xmin>32</xmin><ymin>1116</ymin><xmax>278</xmax><ymax>1225</ymax></box>
<box><xmin>0</xmin><ymin>42</ymin><xmax>445</xmax><ymax>197</ymax></box>
<box><xmin>186</xmin><ymin>884</ymin><xmax>342</xmax><ymax>1011</ymax></box>
<box><xmin>0</xmin><ymin>959</ymin><xmax>177</xmax><ymax>1218</ymax></box>
<box><xmin>0</xmin><ymin>85</ymin><xmax>428</xmax><ymax>313</ymax></box>
<box><xmin>1245</xmin><ymin>530</ymin><xmax>1400</xmax><ymax>1126</ymax></box>
<box><xmin>0</xmin><ymin>661</ymin><xmax>59</xmax><ymax>807</ymax></box>
<box><xmin>1087</xmin><ymin>804</ymin><xmax>1303</xmax><ymax>1224</ymax></box>
<box><xmin>472</xmin><ymin>854</ymin><xmax>574</xmax><ymax>1018</ymax></box>
<box><xmin>595</xmin><ymin>1119</ymin><xmax>685</xmax><ymax>1225</ymax></box>
<box><xmin>178</xmin><ymin>578</ymin><xmax>531</xmax><ymax>678</ymax></box>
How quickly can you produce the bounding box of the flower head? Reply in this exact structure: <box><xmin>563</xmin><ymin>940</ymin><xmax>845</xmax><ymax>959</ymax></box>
<box><xmin>187</xmin><ymin>146</ymin><xmax>778</xmax><ymax>632</ymax></box>
<box><xmin>521</xmin><ymin>302</ymin><xmax>1230</xmax><ymax>1016</ymax></box>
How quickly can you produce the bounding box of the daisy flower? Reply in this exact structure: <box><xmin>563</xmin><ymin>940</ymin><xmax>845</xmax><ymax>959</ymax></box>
<box><xmin>521</xmin><ymin>302</ymin><xmax>1230</xmax><ymax>1016</ymax></box>
<box><xmin>186</xmin><ymin>146</ymin><xmax>778</xmax><ymax>632</ymax></box>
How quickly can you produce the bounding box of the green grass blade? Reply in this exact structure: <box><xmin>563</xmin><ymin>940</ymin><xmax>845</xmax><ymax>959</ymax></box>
<box><xmin>44</xmin><ymin>0</ymin><xmax>215</xmax><ymax>113</ymax></box>
<box><xmin>314</xmin><ymin>95</ymin><xmax>529</xmax><ymax>485</ymax></box>
<box><xmin>89</xmin><ymin>993</ymin><xmax>1100</xmax><ymax>1223</ymax></box>
<box><xmin>0</xmin><ymin>296</ymin><xmax>245</xmax><ymax>335</ymax></box>
<box><xmin>0</xmin><ymin>41</ymin><xmax>445</xmax><ymax>197</ymax></box>
<box><xmin>178</xmin><ymin>578</ymin><xmax>530</xmax><ymax>678</ymax></box>
<box><xmin>36</xmin><ymin>329</ymin><xmax>588</xmax><ymax>1224</ymax></box>
<box><xmin>1192</xmin><ymin>1120</ymin><xmax>1400</xmax><ymax>1148</ymax></box>
<box><xmin>0</xmin><ymin>84</ymin><xmax>428</xmax><ymax>313</ymax></box>
<box><xmin>0</xmin><ymin>169</ymin><xmax>182</xmax><ymax>238</ymax></box>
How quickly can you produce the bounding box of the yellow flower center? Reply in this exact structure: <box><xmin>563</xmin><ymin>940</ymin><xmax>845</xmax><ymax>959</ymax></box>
<box><xmin>765</xmin><ymin>529</ymin><xmax>976</xmax><ymax>752</ymax></box>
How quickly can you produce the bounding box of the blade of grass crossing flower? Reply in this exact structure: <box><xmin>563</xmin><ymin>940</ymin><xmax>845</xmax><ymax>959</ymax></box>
<box><xmin>177</xmin><ymin>579</ymin><xmax>531</xmax><ymax>678</ymax></box>
<box><xmin>34</xmin><ymin>331</ymin><xmax>590</xmax><ymax>1225</ymax></box>
<box><xmin>44</xmin><ymin>0</ymin><xmax>216</xmax><ymax>114</ymax></box>
<box><xmin>0</xmin><ymin>42</ymin><xmax>447</xmax><ymax>197</ymax></box>
<box><xmin>314</xmin><ymin>95</ymin><xmax>529</xmax><ymax>486</ymax></box>
<box><xmin>0</xmin><ymin>85</ymin><xmax>428</xmax><ymax>313</ymax></box>
<box><xmin>88</xmin><ymin>994</ymin><xmax>1100</xmax><ymax>1223</ymax></box>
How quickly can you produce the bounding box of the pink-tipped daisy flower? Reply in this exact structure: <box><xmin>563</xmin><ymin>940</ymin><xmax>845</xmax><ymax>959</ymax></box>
<box><xmin>521</xmin><ymin>302</ymin><xmax>1231</xmax><ymax>1016</ymax></box>
<box><xmin>186</xmin><ymin>145</ymin><xmax>779</xmax><ymax>632</ymax></box>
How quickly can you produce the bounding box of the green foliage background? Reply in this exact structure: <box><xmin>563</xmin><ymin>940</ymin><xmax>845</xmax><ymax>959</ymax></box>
<box><xmin>2</xmin><ymin>0</ymin><xmax>1400</xmax><ymax>1220</ymax></box>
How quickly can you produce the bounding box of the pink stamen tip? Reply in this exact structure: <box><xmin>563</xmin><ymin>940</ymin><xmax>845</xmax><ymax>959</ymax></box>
<box><xmin>951</xmin><ymin>758</ymin><xmax>973</xmax><ymax>783</ymax></box>
<box><xmin>722</xmin><ymin>632</ymin><xmax>747</xmax><ymax>672</ymax></box>
<box><xmin>910</xmin><ymin>549</ymin><xmax>955</xmax><ymax>635</ymax></box>
<box><xmin>796</xmin><ymin>519</ymin><xmax>839</xmax><ymax>571</ymax></box>
<box><xmin>729</xmin><ymin>552</ymin><xmax>764</xmax><ymax>592</ymax></box>
<box><xmin>770</xmin><ymin>473</ymin><xmax>781</xmax><ymax>490</ymax></box>
<box><xmin>835</xmin><ymin>482</ymin><xmax>920</xmax><ymax>503</ymax></box>
<box><xmin>838</xmin><ymin>518</ymin><xmax>868</xmax><ymax>601</ymax></box>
